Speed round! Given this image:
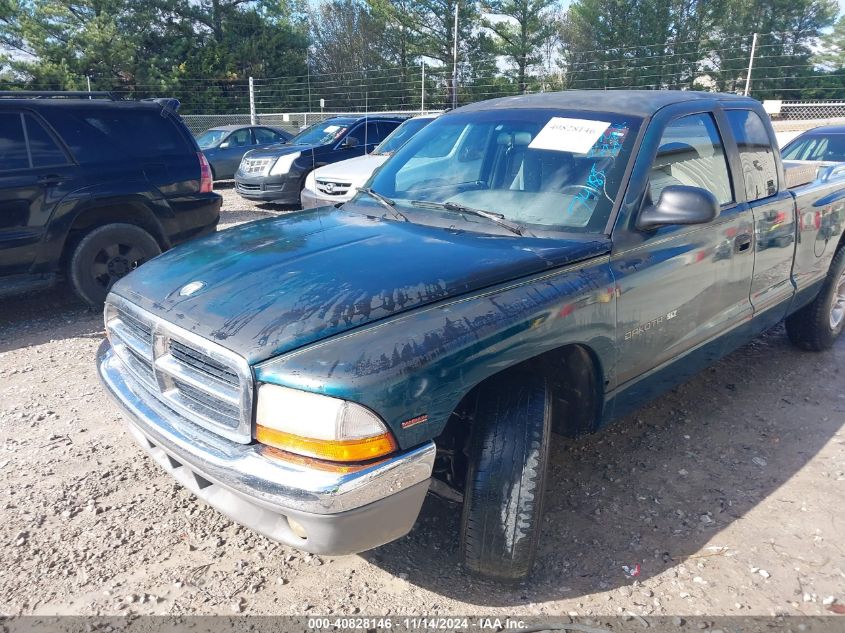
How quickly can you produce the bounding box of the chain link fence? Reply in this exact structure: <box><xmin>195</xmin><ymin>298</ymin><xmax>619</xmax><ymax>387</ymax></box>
<box><xmin>181</xmin><ymin>110</ymin><xmax>443</xmax><ymax>135</ymax></box>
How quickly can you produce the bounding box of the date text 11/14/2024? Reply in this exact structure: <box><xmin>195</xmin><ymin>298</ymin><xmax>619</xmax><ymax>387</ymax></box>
<box><xmin>307</xmin><ymin>617</ymin><xmax>528</xmax><ymax>630</ymax></box>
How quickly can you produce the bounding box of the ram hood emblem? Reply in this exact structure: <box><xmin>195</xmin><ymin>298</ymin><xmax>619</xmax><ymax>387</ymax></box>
<box><xmin>178</xmin><ymin>280</ymin><xmax>206</xmax><ymax>297</ymax></box>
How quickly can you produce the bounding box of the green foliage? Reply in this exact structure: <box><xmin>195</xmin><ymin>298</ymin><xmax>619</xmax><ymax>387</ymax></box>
<box><xmin>814</xmin><ymin>15</ymin><xmax>845</xmax><ymax>71</ymax></box>
<box><xmin>0</xmin><ymin>0</ymin><xmax>308</xmax><ymax>112</ymax></box>
<box><xmin>559</xmin><ymin>0</ymin><xmax>839</xmax><ymax>99</ymax></box>
<box><xmin>480</xmin><ymin>0</ymin><xmax>559</xmax><ymax>93</ymax></box>
<box><xmin>0</xmin><ymin>0</ymin><xmax>842</xmax><ymax>110</ymax></box>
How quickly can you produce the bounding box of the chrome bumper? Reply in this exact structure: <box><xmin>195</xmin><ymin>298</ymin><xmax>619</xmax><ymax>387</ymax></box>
<box><xmin>97</xmin><ymin>341</ymin><xmax>435</xmax><ymax>554</ymax></box>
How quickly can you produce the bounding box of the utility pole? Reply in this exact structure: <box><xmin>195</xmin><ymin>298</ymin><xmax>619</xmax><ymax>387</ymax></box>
<box><xmin>452</xmin><ymin>1</ymin><xmax>459</xmax><ymax>109</ymax></box>
<box><xmin>421</xmin><ymin>61</ymin><xmax>426</xmax><ymax>113</ymax></box>
<box><xmin>744</xmin><ymin>33</ymin><xmax>758</xmax><ymax>97</ymax></box>
<box><xmin>248</xmin><ymin>76</ymin><xmax>256</xmax><ymax>125</ymax></box>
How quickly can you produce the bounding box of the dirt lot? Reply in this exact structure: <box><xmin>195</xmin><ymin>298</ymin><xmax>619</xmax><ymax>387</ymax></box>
<box><xmin>1</xmin><ymin>185</ymin><xmax>844</xmax><ymax>618</ymax></box>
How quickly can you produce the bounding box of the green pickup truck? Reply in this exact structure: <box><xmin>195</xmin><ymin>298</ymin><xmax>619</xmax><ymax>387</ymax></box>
<box><xmin>97</xmin><ymin>90</ymin><xmax>845</xmax><ymax>581</ymax></box>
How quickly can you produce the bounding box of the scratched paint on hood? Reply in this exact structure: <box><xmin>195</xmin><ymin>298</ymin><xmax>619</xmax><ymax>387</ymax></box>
<box><xmin>112</xmin><ymin>208</ymin><xmax>610</xmax><ymax>365</ymax></box>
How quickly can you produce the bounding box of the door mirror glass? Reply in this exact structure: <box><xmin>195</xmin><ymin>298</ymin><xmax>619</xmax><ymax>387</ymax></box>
<box><xmin>637</xmin><ymin>185</ymin><xmax>720</xmax><ymax>230</ymax></box>
<box><xmin>343</xmin><ymin>136</ymin><xmax>360</xmax><ymax>149</ymax></box>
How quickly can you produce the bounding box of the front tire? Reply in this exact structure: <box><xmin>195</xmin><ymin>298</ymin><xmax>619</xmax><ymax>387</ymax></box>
<box><xmin>786</xmin><ymin>246</ymin><xmax>845</xmax><ymax>351</ymax></box>
<box><xmin>69</xmin><ymin>223</ymin><xmax>161</xmax><ymax>306</ymax></box>
<box><xmin>460</xmin><ymin>373</ymin><xmax>552</xmax><ymax>581</ymax></box>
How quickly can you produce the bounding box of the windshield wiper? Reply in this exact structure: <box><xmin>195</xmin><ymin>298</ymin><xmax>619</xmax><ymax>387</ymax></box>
<box><xmin>356</xmin><ymin>187</ymin><xmax>409</xmax><ymax>222</ymax></box>
<box><xmin>410</xmin><ymin>200</ymin><xmax>523</xmax><ymax>236</ymax></box>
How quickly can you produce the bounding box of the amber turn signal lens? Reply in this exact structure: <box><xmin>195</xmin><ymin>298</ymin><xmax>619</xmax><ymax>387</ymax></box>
<box><xmin>256</xmin><ymin>425</ymin><xmax>397</xmax><ymax>462</ymax></box>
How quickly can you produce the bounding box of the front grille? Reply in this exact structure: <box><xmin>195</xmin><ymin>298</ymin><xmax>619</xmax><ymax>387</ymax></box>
<box><xmin>170</xmin><ymin>340</ymin><xmax>239</xmax><ymax>386</ymax></box>
<box><xmin>105</xmin><ymin>298</ymin><xmax>253</xmax><ymax>443</ymax></box>
<box><xmin>315</xmin><ymin>179</ymin><xmax>353</xmax><ymax>197</ymax></box>
<box><xmin>239</xmin><ymin>157</ymin><xmax>273</xmax><ymax>176</ymax></box>
<box><xmin>237</xmin><ymin>182</ymin><xmax>262</xmax><ymax>192</ymax></box>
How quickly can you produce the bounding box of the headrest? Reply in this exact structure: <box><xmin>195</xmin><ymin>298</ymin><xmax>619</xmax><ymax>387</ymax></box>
<box><xmin>654</xmin><ymin>142</ymin><xmax>699</xmax><ymax>166</ymax></box>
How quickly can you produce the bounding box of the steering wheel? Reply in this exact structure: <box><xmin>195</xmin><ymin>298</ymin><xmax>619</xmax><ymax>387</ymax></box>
<box><xmin>559</xmin><ymin>184</ymin><xmax>602</xmax><ymax>199</ymax></box>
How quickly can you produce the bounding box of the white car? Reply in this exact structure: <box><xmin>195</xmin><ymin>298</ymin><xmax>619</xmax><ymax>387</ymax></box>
<box><xmin>301</xmin><ymin>114</ymin><xmax>438</xmax><ymax>209</ymax></box>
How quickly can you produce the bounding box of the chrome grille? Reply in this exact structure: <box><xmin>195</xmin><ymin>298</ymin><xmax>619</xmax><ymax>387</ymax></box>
<box><xmin>315</xmin><ymin>179</ymin><xmax>353</xmax><ymax>197</ymax></box>
<box><xmin>170</xmin><ymin>340</ymin><xmax>239</xmax><ymax>386</ymax></box>
<box><xmin>239</xmin><ymin>157</ymin><xmax>273</xmax><ymax>175</ymax></box>
<box><xmin>104</xmin><ymin>296</ymin><xmax>253</xmax><ymax>443</ymax></box>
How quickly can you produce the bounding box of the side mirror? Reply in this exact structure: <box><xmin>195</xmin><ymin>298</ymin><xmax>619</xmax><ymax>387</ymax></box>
<box><xmin>219</xmin><ymin>141</ymin><xmax>231</xmax><ymax>149</ymax></box>
<box><xmin>637</xmin><ymin>185</ymin><xmax>720</xmax><ymax>231</ymax></box>
<box><xmin>343</xmin><ymin>136</ymin><xmax>360</xmax><ymax>149</ymax></box>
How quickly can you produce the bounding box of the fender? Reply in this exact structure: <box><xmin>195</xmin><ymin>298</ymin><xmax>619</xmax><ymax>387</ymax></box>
<box><xmin>254</xmin><ymin>253</ymin><xmax>617</xmax><ymax>449</ymax></box>
<box><xmin>32</xmin><ymin>181</ymin><xmax>172</xmax><ymax>272</ymax></box>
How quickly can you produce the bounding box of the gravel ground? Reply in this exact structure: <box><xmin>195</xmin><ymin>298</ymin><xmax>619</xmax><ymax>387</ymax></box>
<box><xmin>1</xmin><ymin>185</ymin><xmax>844</xmax><ymax>618</ymax></box>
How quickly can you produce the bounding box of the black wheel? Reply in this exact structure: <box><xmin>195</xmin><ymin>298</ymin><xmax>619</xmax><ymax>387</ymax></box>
<box><xmin>460</xmin><ymin>373</ymin><xmax>552</xmax><ymax>581</ymax></box>
<box><xmin>786</xmin><ymin>245</ymin><xmax>845</xmax><ymax>351</ymax></box>
<box><xmin>69</xmin><ymin>223</ymin><xmax>161</xmax><ymax>306</ymax></box>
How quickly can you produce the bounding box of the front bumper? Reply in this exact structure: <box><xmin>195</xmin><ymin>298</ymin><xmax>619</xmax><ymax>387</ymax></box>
<box><xmin>96</xmin><ymin>340</ymin><xmax>435</xmax><ymax>554</ymax></box>
<box><xmin>234</xmin><ymin>172</ymin><xmax>302</xmax><ymax>204</ymax></box>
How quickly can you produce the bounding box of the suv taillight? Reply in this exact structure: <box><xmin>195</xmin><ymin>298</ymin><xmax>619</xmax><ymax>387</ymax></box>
<box><xmin>198</xmin><ymin>152</ymin><xmax>213</xmax><ymax>193</ymax></box>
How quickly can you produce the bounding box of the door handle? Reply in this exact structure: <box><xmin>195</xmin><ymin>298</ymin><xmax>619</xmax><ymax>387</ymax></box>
<box><xmin>734</xmin><ymin>234</ymin><xmax>753</xmax><ymax>253</ymax></box>
<box><xmin>38</xmin><ymin>174</ymin><xmax>66</xmax><ymax>186</ymax></box>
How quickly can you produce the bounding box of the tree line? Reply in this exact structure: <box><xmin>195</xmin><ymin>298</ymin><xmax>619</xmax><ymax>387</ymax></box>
<box><xmin>1</xmin><ymin>0</ymin><xmax>844</xmax><ymax>114</ymax></box>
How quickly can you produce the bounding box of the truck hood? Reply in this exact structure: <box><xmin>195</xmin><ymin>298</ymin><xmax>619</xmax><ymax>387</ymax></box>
<box><xmin>313</xmin><ymin>154</ymin><xmax>388</xmax><ymax>186</ymax></box>
<box><xmin>112</xmin><ymin>209</ymin><xmax>610</xmax><ymax>364</ymax></box>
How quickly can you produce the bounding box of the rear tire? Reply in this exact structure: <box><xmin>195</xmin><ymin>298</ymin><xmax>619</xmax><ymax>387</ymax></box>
<box><xmin>460</xmin><ymin>373</ymin><xmax>552</xmax><ymax>582</ymax></box>
<box><xmin>69</xmin><ymin>223</ymin><xmax>161</xmax><ymax>307</ymax></box>
<box><xmin>786</xmin><ymin>246</ymin><xmax>845</xmax><ymax>351</ymax></box>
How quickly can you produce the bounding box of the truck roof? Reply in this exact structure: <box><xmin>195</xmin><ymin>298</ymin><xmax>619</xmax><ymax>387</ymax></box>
<box><xmin>456</xmin><ymin>90</ymin><xmax>759</xmax><ymax>118</ymax></box>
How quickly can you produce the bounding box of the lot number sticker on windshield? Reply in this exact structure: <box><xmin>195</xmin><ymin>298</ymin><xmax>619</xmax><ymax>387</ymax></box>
<box><xmin>529</xmin><ymin>117</ymin><xmax>611</xmax><ymax>154</ymax></box>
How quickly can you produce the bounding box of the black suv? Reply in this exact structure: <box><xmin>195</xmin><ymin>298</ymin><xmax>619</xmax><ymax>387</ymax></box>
<box><xmin>234</xmin><ymin>114</ymin><xmax>406</xmax><ymax>204</ymax></box>
<box><xmin>0</xmin><ymin>91</ymin><xmax>221</xmax><ymax>305</ymax></box>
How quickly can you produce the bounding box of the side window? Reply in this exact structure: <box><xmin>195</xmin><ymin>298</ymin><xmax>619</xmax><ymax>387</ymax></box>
<box><xmin>364</xmin><ymin>122</ymin><xmax>382</xmax><ymax>145</ymax></box>
<box><xmin>376</xmin><ymin>121</ymin><xmax>399</xmax><ymax>141</ymax></box>
<box><xmin>227</xmin><ymin>128</ymin><xmax>252</xmax><ymax>147</ymax></box>
<box><xmin>254</xmin><ymin>127</ymin><xmax>281</xmax><ymax>144</ymax></box>
<box><xmin>0</xmin><ymin>112</ymin><xmax>29</xmax><ymax>171</ymax></box>
<box><xmin>650</xmin><ymin>113</ymin><xmax>733</xmax><ymax>206</ymax></box>
<box><xmin>726</xmin><ymin>110</ymin><xmax>778</xmax><ymax>201</ymax></box>
<box><xmin>46</xmin><ymin>109</ymin><xmax>191</xmax><ymax>161</ymax></box>
<box><xmin>24</xmin><ymin>114</ymin><xmax>68</xmax><ymax>167</ymax></box>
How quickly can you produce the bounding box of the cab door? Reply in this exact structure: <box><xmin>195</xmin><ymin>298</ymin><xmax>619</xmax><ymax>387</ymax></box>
<box><xmin>0</xmin><ymin>110</ymin><xmax>76</xmax><ymax>275</ymax></box>
<box><xmin>216</xmin><ymin>127</ymin><xmax>255</xmax><ymax>178</ymax></box>
<box><xmin>610</xmin><ymin>104</ymin><xmax>755</xmax><ymax>395</ymax></box>
<box><xmin>723</xmin><ymin>108</ymin><xmax>796</xmax><ymax>330</ymax></box>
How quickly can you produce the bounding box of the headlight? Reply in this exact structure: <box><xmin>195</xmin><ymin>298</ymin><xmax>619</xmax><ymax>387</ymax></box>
<box><xmin>269</xmin><ymin>152</ymin><xmax>301</xmax><ymax>176</ymax></box>
<box><xmin>255</xmin><ymin>384</ymin><xmax>397</xmax><ymax>462</ymax></box>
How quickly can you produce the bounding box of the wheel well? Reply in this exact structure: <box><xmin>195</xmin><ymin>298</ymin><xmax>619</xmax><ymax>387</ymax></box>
<box><xmin>61</xmin><ymin>203</ymin><xmax>167</xmax><ymax>266</ymax></box>
<box><xmin>431</xmin><ymin>344</ymin><xmax>603</xmax><ymax>496</ymax></box>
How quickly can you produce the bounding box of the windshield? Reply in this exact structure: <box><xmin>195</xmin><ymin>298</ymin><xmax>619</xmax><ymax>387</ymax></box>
<box><xmin>373</xmin><ymin>117</ymin><xmax>434</xmax><ymax>155</ymax></box>
<box><xmin>195</xmin><ymin>129</ymin><xmax>229</xmax><ymax>149</ymax></box>
<box><xmin>368</xmin><ymin>109</ymin><xmax>641</xmax><ymax>234</ymax></box>
<box><xmin>289</xmin><ymin>119</ymin><xmax>353</xmax><ymax>146</ymax></box>
<box><xmin>782</xmin><ymin>133</ymin><xmax>845</xmax><ymax>162</ymax></box>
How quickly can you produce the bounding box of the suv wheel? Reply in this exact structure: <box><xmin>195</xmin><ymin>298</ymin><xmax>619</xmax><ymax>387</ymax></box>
<box><xmin>69</xmin><ymin>223</ymin><xmax>161</xmax><ymax>306</ymax></box>
<box><xmin>460</xmin><ymin>372</ymin><xmax>552</xmax><ymax>581</ymax></box>
<box><xmin>786</xmin><ymin>246</ymin><xmax>845</xmax><ymax>351</ymax></box>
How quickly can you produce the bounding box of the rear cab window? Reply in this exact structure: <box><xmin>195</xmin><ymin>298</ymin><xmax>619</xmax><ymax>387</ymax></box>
<box><xmin>725</xmin><ymin>109</ymin><xmax>778</xmax><ymax>200</ymax></box>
